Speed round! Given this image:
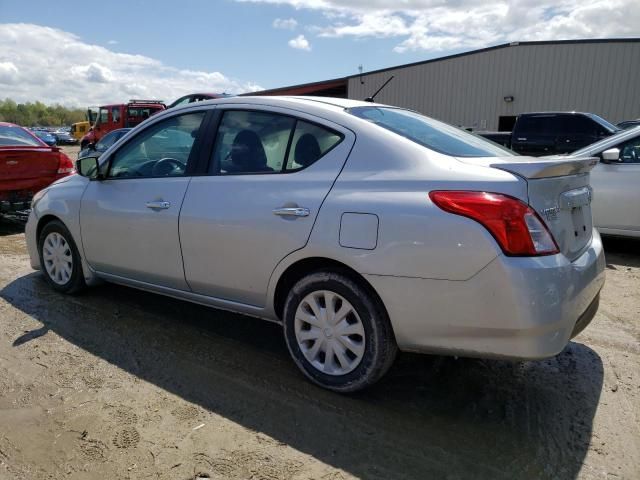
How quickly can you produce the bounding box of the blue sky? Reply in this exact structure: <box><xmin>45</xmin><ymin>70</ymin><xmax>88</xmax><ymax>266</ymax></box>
<box><xmin>0</xmin><ymin>0</ymin><xmax>436</xmax><ymax>89</ymax></box>
<box><xmin>0</xmin><ymin>0</ymin><xmax>638</xmax><ymax>106</ymax></box>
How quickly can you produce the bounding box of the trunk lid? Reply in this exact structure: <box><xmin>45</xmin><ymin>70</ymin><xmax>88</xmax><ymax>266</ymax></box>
<box><xmin>0</xmin><ymin>146</ymin><xmax>60</xmax><ymax>181</ymax></box>
<box><xmin>459</xmin><ymin>156</ymin><xmax>598</xmax><ymax>261</ymax></box>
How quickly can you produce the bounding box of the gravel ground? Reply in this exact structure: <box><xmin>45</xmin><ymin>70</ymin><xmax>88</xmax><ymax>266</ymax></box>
<box><xmin>0</xmin><ymin>213</ymin><xmax>638</xmax><ymax>480</ymax></box>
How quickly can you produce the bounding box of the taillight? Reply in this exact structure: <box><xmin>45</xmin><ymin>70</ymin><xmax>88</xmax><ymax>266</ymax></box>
<box><xmin>429</xmin><ymin>191</ymin><xmax>559</xmax><ymax>256</ymax></box>
<box><xmin>56</xmin><ymin>152</ymin><xmax>75</xmax><ymax>175</ymax></box>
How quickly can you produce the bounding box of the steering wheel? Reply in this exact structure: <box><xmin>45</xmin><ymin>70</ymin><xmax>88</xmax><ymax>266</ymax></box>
<box><xmin>151</xmin><ymin>157</ymin><xmax>185</xmax><ymax>176</ymax></box>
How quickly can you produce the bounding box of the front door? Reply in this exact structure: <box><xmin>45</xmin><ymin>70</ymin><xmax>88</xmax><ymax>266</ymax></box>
<box><xmin>80</xmin><ymin>110</ymin><xmax>207</xmax><ymax>289</ymax></box>
<box><xmin>180</xmin><ymin>107</ymin><xmax>354</xmax><ymax>307</ymax></box>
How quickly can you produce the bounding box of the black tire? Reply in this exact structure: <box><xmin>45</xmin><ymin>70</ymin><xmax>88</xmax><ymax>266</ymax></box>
<box><xmin>283</xmin><ymin>270</ymin><xmax>397</xmax><ymax>393</ymax></box>
<box><xmin>38</xmin><ymin>220</ymin><xmax>86</xmax><ymax>294</ymax></box>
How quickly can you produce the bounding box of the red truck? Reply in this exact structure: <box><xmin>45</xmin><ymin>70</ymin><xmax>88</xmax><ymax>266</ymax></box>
<box><xmin>0</xmin><ymin>122</ymin><xmax>75</xmax><ymax>213</ymax></box>
<box><xmin>80</xmin><ymin>100</ymin><xmax>166</xmax><ymax>148</ymax></box>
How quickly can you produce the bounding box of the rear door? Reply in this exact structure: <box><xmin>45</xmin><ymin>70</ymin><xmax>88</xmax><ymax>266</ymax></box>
<box><xmin>179</xmin><ymin>106</ymin><xmax>354</xmax><ymax>307</ymax></box>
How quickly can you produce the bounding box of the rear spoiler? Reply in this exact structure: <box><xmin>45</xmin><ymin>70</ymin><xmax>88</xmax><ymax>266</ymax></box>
<box><xmin>489</xmin><ymin>157</ymin><xmax>598</xmax><ymax>179</ymax></box>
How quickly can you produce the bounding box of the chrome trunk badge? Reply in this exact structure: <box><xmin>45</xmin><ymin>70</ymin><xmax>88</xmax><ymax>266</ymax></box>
<box><xmin>542</xmin><ymin>206</ymin><xmax>560</xmax><ymax>221</ymax></box>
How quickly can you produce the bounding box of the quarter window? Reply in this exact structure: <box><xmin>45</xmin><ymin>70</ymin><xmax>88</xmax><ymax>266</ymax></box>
<box><xmin>285</xmin><ymin>121</ymin><xmax>343</xmax><ymax>171</ymax></box>
<box><xmin>107</xmin><ymin>112</ymin><xmax>205</xmax><ymax>178</ymax></box>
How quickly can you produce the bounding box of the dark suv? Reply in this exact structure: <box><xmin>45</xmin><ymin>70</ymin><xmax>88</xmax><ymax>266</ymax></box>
<box><xmin>478</xmin><ymin>112</ymin><xmax>620</xmax><ymax>156</ymax></box>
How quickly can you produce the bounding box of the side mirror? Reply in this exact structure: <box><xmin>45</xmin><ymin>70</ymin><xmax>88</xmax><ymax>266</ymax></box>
<box><xmin>76</xmin><ymin>156</ymin><xmax>102</xmax><ymax>179</ymax></box>
<box><xmin>601</xmin><ymin>148</ymin><xmax>621</xmax><ymax>163</ymax></box>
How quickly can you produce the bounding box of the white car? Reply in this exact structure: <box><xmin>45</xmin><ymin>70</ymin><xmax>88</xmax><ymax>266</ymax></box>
<box><xmin>564</xmin><ymin>126</ymin><xmax>640</xmax><ymax>238</ymax></box>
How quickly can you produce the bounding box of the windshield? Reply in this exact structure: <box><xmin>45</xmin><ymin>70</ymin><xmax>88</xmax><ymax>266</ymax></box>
<box><xmin>347</xmin><ymin>106</ymin><xmax>515</xmax><ymax>157</ymax></box>
<box><xmin>571</xmin><ymin>126</ymin><xmax>640</xmax><ymax>156</ymax></box>
<box><xmin>587</xmin><ymin>113</ymin><xmax>620</xmax><ymax>133</ymax></box>
<box><xmin>0</xmin><ymin>125</ymin><xmax>43</xmax><ymax>147</ymax></box>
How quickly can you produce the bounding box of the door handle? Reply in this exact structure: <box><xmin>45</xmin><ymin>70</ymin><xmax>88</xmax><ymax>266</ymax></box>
<box><xmin>516</xmin><ymin>137</ymin><xmax>527</xmax><ymax>141</ymax></box>
<box><xmin>273</xmin><ymin>207</ymin><xmax>310</xmax><ymax>217</ymax></box>
<box><xmin>145</xmin><ymin>201</ymin><xmax>171</xmax><ymax>209</ymax></box>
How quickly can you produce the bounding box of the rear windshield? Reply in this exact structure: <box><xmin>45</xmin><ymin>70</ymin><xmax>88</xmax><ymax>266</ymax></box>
<box><xmin>0</xmin><ymin>125</ymin><xmax>42</xmax><ymax>147</ymax></box>
<box><xmin>347</xmin><ymin>106</ymin><xmax>515</xmax><ymax>157</ymax></box>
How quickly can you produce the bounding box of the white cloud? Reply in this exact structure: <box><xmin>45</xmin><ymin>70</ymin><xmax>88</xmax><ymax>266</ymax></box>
<box><xmin>288</xmin><ymin>34</ymin><xmax>312</xmax><ymax>50</ymax></box>
<box><xmin>0</xmin><ymin>61</ymin><xmax>19</xmax><ymax>84</ymax></box>
<box><xmin>0</xmin><ymin>23</ymin><xmax>262</xmax><ymax>106</ymax></box>
<box><xmin>238</xmin><ymin>0</ymin><xmax>640</xmax><ymax>53</ymax></box>
<box><xmin>107</xmin><ymin>39</ymin><xmax>118</xmax><ymax>45</ymax></box>
<box><xmin>273</xmin><ymin>17</ymin><xmax>298</xmax><ymax>29</ymax></box>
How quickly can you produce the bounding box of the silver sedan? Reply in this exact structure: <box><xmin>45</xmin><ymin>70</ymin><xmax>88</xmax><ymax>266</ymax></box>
<box><xmin>25</xmin><ymin>96</ymin><xmax>605</xmax><ymax>392</ymax></box>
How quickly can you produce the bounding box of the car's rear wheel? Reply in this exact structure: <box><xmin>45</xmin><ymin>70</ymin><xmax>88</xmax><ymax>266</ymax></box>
<box><xmin>283</xmin><ymin>270</ymin><xmax>397</xmax><ymax>392</ymax></box>
<box><xmin>38</xmin><ymin>220</ymin><xmax>85</xmax><ymax>294</ymax></box>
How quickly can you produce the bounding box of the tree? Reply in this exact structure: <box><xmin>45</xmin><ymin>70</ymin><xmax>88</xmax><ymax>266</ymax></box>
<box><xmin>0</xmin><ymin>98</ymin><xmax>87</xmax><ymax>127</ymax></box>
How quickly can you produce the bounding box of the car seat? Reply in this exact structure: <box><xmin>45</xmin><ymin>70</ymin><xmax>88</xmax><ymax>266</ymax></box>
<box><xmin>229</xmin><ymin>130</ymin><xmax>272</xmax><ymax>172</ymax></box>
<box><xmin>294</xmin><ymin>133</ymin><xmax>321</xmax><ymax>168</ymax></box>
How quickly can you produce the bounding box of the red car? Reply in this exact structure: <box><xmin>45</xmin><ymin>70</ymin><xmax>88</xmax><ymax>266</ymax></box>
<box><xmin>0</xmin><ymin>122</ymin><xmax>75</xmax><ymax>213</ymax></box>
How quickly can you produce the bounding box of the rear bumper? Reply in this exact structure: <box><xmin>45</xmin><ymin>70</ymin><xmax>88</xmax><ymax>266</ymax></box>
<box><xmin>365</xmin><ymin>229</ymin><xmax>606</xmax><ymax>360</ymax></box>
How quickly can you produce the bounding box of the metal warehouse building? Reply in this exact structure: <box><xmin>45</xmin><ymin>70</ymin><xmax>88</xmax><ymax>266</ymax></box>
<box><xmin>252</xmin><ymin>39</ymin><xmax>640</xmax><ymax>131</ymax></box>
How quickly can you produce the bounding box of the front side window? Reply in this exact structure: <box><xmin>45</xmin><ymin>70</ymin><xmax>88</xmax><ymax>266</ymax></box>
<box><xmin>619</xmin><ymin>137</ymin><xmax>640</xmax><ymax>163</ymax></box>
<box><xmin>97</xmin><ymin>107</ymin><xmax>109</xmax><ymax>125</ymax></box>
<box><xmin>348</xmin><ymin>106</ymin><xmax>514</xmax><ymax>157</ymax></box>
<box><xmin>108</xmin><ymin>112</ymin><xmax>204</xmax><ymax>178</ymax></box>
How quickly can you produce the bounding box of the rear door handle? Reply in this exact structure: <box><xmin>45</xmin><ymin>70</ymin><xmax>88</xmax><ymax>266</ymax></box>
<box><xmin>273</xmin><ymin>207</ymin><xmax>310</xmax><ymax>217</ymax></box>
<box><xmin>145</xmin><ymin>201</ymin><xmax>171</xmax><ymax>209</ymax></box>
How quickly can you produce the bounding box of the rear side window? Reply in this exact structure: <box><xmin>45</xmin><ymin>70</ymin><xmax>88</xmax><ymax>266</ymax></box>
<box><xmin>348</xmin><ymin>106</ymin><xmax>514</xmax><ymax>157</ymax></box>
<box><xmin>210</xmin><ymin>110</ymin><xmax>343</xmax><ymax>174</ymax></box>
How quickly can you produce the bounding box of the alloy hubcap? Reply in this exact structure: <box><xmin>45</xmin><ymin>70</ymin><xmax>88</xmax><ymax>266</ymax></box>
<box><xmin>42</xmin><ymin>232</ymin><xmax>73</xmax><ymax>285</ymax></box>
<box><xmin>294</xmin><ymin>290</ymin><xmax>366</xmax><ymax>376</ymax></box>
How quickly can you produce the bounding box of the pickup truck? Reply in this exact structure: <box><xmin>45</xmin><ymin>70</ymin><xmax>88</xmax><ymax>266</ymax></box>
<box><xmin>477</xmin><ymin>112</ymin><xmax>620</xmax><ymax>156</ymax></box>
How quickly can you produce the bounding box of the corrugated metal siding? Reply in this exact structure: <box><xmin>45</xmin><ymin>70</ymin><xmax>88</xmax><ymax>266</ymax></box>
<box><xmin>347</xmin><ymin>42</ymin><xmax>640</xmax><ymax>130</ymax></box>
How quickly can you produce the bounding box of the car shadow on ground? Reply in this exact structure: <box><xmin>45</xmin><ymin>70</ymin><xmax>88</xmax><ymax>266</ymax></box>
<box><xmin>1</xmin><ymin>272</ymin><xmax>603</xmax><ymax>479</ymax></box>
<box><xmin>602</xmin><ymin>235</ymin><xmax>640</xmax><ymax>269</ymax></box>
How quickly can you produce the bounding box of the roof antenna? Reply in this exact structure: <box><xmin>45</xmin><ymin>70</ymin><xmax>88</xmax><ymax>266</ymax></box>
<box><xmin>358</xmin><ymin>65</ymin><xmax>364</xmax><ymax>85</ymax></box>
<box><xmin>364</xmin><ymin>76</ymin><xmax>394</xmax><ymax>102</ymax></box>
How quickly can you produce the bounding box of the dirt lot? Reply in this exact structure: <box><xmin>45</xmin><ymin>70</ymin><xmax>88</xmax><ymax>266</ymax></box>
<box><xmin>0</xmin><ymin>214</ymin><xmax>638</xmax><ymax>480</ymax></box>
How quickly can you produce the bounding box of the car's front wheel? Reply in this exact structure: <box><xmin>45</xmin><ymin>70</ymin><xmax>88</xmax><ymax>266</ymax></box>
<box><xmin>283</xmin><ymin>271</ymin><xmax>397</xmax><ymax>392</ymax></box>
<box><xmin>38</xmin><ymin>220</ymin><xmax>85</xmax><ymax>294</ymax></box>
